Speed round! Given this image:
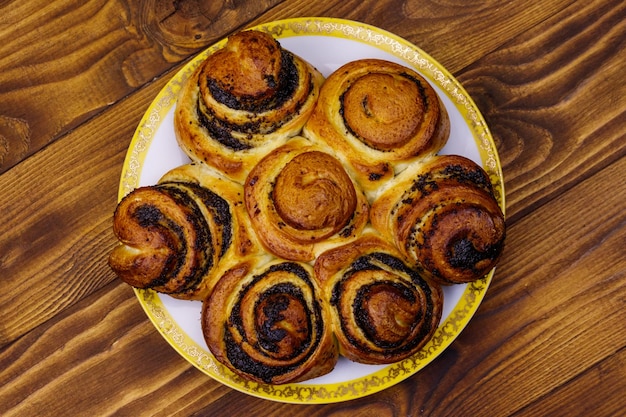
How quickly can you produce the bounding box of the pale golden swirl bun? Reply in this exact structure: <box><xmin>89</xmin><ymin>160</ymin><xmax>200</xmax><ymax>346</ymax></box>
<box><xmin>370</xmin><ymin>154</ymin><xmax>505</xmax><ymax>285</ymax></box>
<box><xmin>314</xmin><ymin>232</ymin><xmax>443</xmax><ymax>364</ymax></box>
<box><xmin>174</xmin><ymin>30</ymin><xmax>324</xmax><ymax>183</ymax></box>
<box><xmin>244</xmin><ymin>136</ymin><xmax>370</xmax><ymax>262</ymax></box>
<box><xmin>202</xmin><ymin>258</ymin><xmax>338</xmax><ymax>384</ymax></box>
<box><xmin>108</xmin><ymin>163</ymin><xmax>262</xmax><ymax>300</ymax></box>
<box><xmin>303</xmin><ymin>58</ymin><xmax>450</xmax><ymax>198</ymax></box>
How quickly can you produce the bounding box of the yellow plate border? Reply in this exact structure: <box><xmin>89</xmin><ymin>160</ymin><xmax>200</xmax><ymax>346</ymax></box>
<box><xmin>117</xmin><ymin>17</ymin><xmax>505</xmax><ymax>404</ymax></box>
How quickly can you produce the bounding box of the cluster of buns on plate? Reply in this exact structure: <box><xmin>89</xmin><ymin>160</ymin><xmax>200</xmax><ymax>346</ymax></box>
<box><xmin>108</xmin><ymin>30</ymin><xmax>505</xmax><ymax>385</ymax></box>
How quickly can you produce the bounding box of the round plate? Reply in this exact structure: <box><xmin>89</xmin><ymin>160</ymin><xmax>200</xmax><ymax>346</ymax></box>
<box><xmin>118</xmin><ymin>17</ymin><xmax>505</xmax><ymax>404</ymax></box>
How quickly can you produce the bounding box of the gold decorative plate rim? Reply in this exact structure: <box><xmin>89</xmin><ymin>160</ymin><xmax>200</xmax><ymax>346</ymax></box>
<box><xmin>118</xmin><ymin>17</ymin><xmax>504</xmax><ymax>404</ymax></box>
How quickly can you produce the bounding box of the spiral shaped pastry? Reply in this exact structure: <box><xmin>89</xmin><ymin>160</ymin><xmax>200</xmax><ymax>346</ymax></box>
<box><xmin>174</xmin><ymin>30</ymin><xmax>325</xmax><ymax>183</ymax></box>
<box><xmin>370</xmin><ymin>155</ymin><xmax>506</xmax><ymax>285</ymax></box>
<box><xmin>108</xmin><ymin>163</ymin><xmax>261</xmax><ymax>300</ymax></box>
<box><xmin>202</xmin><ymin>258</ymin><xmax>338</xmax><ymax>384</ymax></box>
<box><xmin>303</xmin><ymin>58</ymin><xmax>450</xmax><ymax>198</ymax></box>
<box><xmin>243</xmin><ymin>136</ymin><xmax>369</xmax><ymax>262</ymax></box>
<box><xmin>314</xmin><ymin>233</ymin><xmax>443</xmax><ymax>364</ymax></box>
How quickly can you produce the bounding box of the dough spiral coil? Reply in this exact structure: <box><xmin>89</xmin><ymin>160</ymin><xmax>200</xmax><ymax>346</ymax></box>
<box><xmin>109</xmin><ymin>163</ymin><xmax>261</xmax><ymax>300</ymax></box>
<box><xmin>371</xmin><ymin>154</ymin><xmax>506</xmax><ymax>285</ymax></box>
<box><xmin>202</xmin><ymin>258</ymin><xmax>338</xmax><ymax>384</ymax></box>
<box><xmin>303</xmin><ymin>58</ymin><xmax>450</xmax><ymax>198</ymax></box>
<box><xmin>174</xmin><ymin>30</ymin><xmax>324</xmax><ymax>183</ymax></box>
<box><xmin>244</xmin><ymin>136</ymin><xmax>369</xmax><ymax>262</ymax></box>
<box><xmin>315</xmin><ymin>233</ymin><xmax>443</xmax><ymax>364</ymax></box>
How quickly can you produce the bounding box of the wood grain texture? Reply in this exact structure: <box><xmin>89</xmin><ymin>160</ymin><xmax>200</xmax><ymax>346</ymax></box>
<box><xmin>0</xmin><ymin>0</ymin><xmax>281</xmax><ymax>174</ymax></box>
<box><xmin>0</xmin><ymin>0</ymin><xmax>624</xmax><ymax>415</ymax></box>
<box><xmin>0</xmin><ymin>281</ymin><xmax>231</xmax><ymax>416</ymax></box>
<box><xmin>0</xmin><ymin>73</ymin><xmax>166</xmax><ymax>346</ymax></box>
<box><xmin>249</xmin><ymin>0</ymin><xmax>582</xmax><ymax>75</ymax></box>
<box><xmin>518</xmin><ymin>349</ymin><xmax>626</xmax><ymax>416</ymax></box>
<box><xmin>459</xmin><ymin>0</ymin><xmax>626</xmax><ymax>223</ymax></box>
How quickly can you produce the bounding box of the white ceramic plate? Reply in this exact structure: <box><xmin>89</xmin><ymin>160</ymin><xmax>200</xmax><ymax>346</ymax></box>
<box><xmin>118</xmin><ymin>17</ymin><xmax>505</xmax><ymax>404</ymax></box>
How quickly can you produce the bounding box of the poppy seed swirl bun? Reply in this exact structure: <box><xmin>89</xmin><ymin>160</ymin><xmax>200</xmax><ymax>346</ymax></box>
<box><xmin>370</xmin><ymin>155</ymin><xmax>506</xmax><ymax>285</ymax></box>
<box><xmin>303</xmin><ymin>58</ymin><xmax>450</xmax><ymax>199</ymax></box>
<box><xmin>202</xmin><ymin>258</ymin><xmax>338</xmax><ymax>384</ymax></box>
<box><xmin>244</xmin><ymin>136</ymin><xmax>369</xmax><ymax>262</ymax></box>
<box><xmin>175</xmin><ymin>30</ymin><xmax>324</xmax><ymax>183</ymax></box>
<box><xmin>314</xmin><ymin>233</ymin><xmax>443</xmax><ymax>364</ymax></box>
<box><xmin>109</xmin><ymin>163</ymin><xmax>263</xmax><ymax>300</ymax></box>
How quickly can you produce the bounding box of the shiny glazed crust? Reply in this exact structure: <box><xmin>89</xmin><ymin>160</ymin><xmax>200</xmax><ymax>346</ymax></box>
<box><xmin>109</xmin><ymin>163</ymin><xmax>262</xmax><ymax>300</ymax></box>
<box><xmin>314</xmin><ymin>233</ymin><xmax>443</xmax><ymax>364</ymax></box>
<box><xmin>370</xmin><ymin>155</ymin><xmax>506</xmax><ymax>285</ymax></box>
<box><xmin>174</xmin><ymin>30</ymin><xmax>325</xmax><ymax>183</ymax></box>
<box><xmin>303</xmin><ymin>58</ymin><xmax>450</xmax><ymax>199</ymax></box>
<box><xmin>244</xmin><ymin>136</ymin><xmax>370</xmax><ymax>262</ymax></box>
<box><xmin>202</xmin><ymin>258</ymin><xmax>339</xmax><ymax>384</ymax></box>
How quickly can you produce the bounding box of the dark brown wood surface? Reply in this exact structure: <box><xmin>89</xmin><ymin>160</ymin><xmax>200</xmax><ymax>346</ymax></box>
<box><xmin>1</xmin><ymin>0</ymin><xmax>624</xmax><ymax>415</ymax></box>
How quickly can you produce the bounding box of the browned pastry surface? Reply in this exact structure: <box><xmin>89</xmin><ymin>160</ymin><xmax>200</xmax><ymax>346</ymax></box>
<box><xmin>303</xmin><ymin>58</ymin><xmax>450</xmax><ymax>199</ymax></box>
<box><xmin>202</xmin><ymin>258</ymin><xmax>338</xmax><ymax>384</ymax></box>
<box><xmin>370</xmin><ymin>154</ymin><xmax>506</xmax><ymax>285</ymax></box>
<box><xmin>174</xmin><ymin>30</ymin><xmax>324</xmax><ymax>183</ymax></box>
<box><xmin>315</xmin><ymin>233</ymin><xmax>443</xmax><ymax>364</ymax></box>
<box><xmin>109</xmin><ymin>163</ymin><xmax>262</xmax><ymax>300</ymax></box>
<box><xmin>244</xmin><ymin>136</ymin><xmax>370</xmax><ymax>262</ymax></box>
<box><xmin>109</xmin><ymin>185</ymin><xmax>211</xmax><ymax>293</ymax></box>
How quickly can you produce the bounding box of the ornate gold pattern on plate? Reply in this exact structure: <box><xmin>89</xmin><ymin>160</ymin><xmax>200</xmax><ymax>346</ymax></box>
<box><xmin>119</xmin><ymin>17</ymin><xmax>504</xmax><ymax>404</ymax></box>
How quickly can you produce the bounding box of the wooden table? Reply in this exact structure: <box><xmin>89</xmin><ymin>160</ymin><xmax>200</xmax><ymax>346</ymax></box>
<box><xmin>1</xmin><ymin>1</ymin><xmax>624</xmax><ymax>415</ymax></box>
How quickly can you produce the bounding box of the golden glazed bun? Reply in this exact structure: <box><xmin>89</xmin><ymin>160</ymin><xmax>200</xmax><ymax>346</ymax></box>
<box><xmin>174</xmin><ymin>30</ymin><xmax>324</xmax><ymax>184</ymax></box>
<box><xmin>109</xmin><ymin>163</ymin><xmax>263</xmax><ymax>300</ymax></box>
<box><xmin>370</xmin><ymin>154</ymin><xmax>506</xmax><ymax>285</ymax></box>
<box><xmin>202</xmin><ymin>257</ymin><xmax>338</xmax><ymax>384</ymax></box>
<box><xmin>303</xmin><ymin>58</ymin><xmax>450</xmax><ymax>199</ymax></box>
<box><xmin>314</xmin><ymin>232</ymin><xmax>443</xmax><ymax>364</ymax></box>
<box><xmin>244</xmin><ymin>136</ymin><xmax>369</xmax><ymax>262</ymax></box>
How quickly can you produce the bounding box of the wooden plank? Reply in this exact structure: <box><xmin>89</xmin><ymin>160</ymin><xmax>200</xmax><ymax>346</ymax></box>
<box><xmin>0</xmin><ymin>0</ymin><xmax>282</xmax><ymax>173</ymax></box>
<box><xmin>516</xmin><ymin>349</ymin><xmax>626</xmax><ymax>416</ymax></box>
<box><xmin>0</xmin><ymin>281</ymin><xmax>231</xmax><ymax>416</ymax></box>
<box><xmin>458</xmin><ymin>0</ymin><xmax>626</xmax><ymax>222</ymax></box>
<box><xmin>0</xmin><ymin>75</ymin><xmax>166</xmax><ymax>346</ymax></box>
<box><xmin>249</xmin><ymin>0</ymin><xmax>577</xmax><ymax>73</ymax></box>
